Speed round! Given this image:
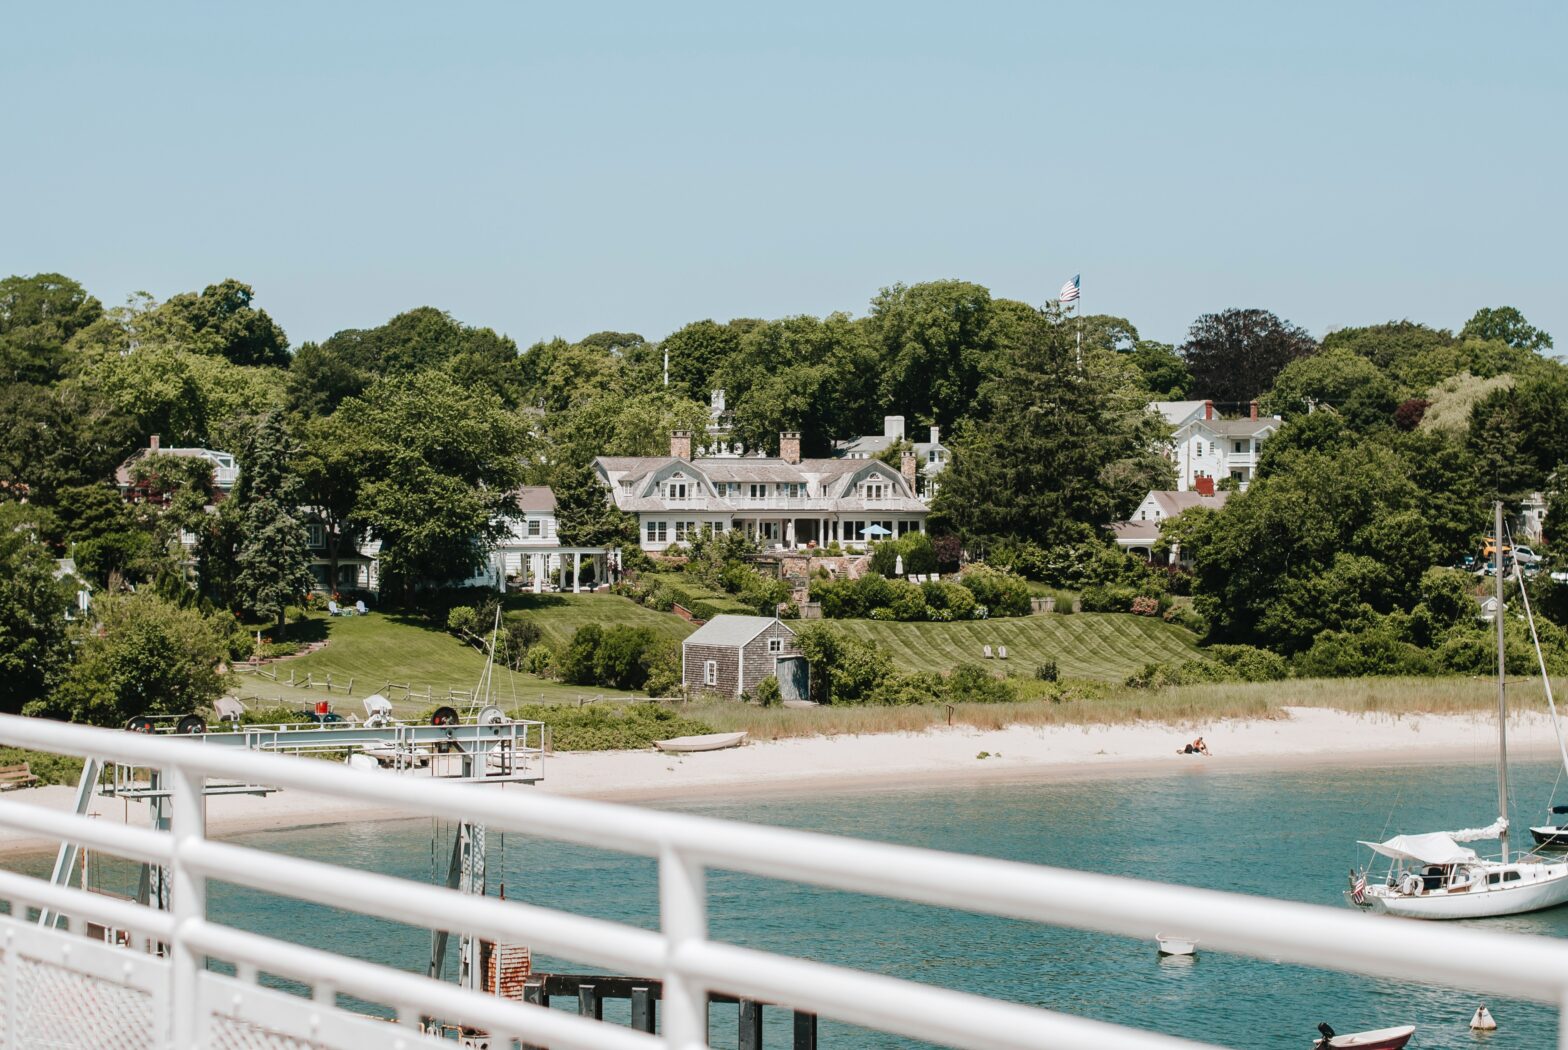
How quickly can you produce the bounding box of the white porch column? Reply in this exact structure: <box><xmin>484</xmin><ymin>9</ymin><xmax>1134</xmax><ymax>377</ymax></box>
<box><xmin>573</xmin><ymin>551</ymin><xmax>582</xmax><ymax>593</ymax></box>
<box><xmin>531</xmin><ymin>554</ymin><xmax>542</xmax><ymax>593</ymax></box>
<box><xmin>785</xmin><ymin>519</ymin><xmax>795</xmax><ymax>548</ymax></box>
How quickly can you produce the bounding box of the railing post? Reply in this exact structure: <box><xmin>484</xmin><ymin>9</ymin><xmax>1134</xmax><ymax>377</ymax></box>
<box><xmin>660</xmin><ymin>845</ymin><xmax>708</xmax><ymax>1050</ymax></box>
<box><xmin>169</xmin><ymin>764</ymin><xmax>206</xmax><ymax>1050</ymax></box>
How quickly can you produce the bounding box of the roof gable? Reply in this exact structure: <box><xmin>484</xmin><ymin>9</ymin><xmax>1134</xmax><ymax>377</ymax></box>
<box><xmin>683</xmin><ymin>615</ymin><xmax>793</xmax><ymax>647</ymax></box>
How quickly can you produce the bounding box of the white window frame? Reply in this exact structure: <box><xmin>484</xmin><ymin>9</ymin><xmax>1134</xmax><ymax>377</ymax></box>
<box><xmin>526</xmin><ymin>519</ymin><xmax>542</xmax><ymax>538</ymax></box>
<box><xmin>704</xmin><ymin>660</ymin><xmax>718</xmax><ymax>687</ymax></box>
<box><xmin>647</xmin><ymin>521</ymin><xmax>668</xmax><ymax>543</ymax></box>
<box><xmin>306</xmin><ymin>523</ymin><xmax>325</xmax><ymax>549</ymax></box>
<box><xmin>768</xmin><ymin>638</ymin><xmax>782</xmax><ymax>654</ymax></box>
<box><xmin>749</xmin><ymin>483</ymin><xmax>766</xmax><ymax>499</ymax></box>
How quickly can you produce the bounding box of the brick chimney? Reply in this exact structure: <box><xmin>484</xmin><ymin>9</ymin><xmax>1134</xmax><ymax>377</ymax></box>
<box><xmin>1204</xmin><ymin>400</ymin><xmax>1214</xmax><ymax>421</ymax></box>
<box><xmin>149</xmin><ymin>434</ymin><xmax>161</xmax><ymax>451</ymax></box>
<box><xmin>669</xmin><ymin>430</ymin><xmax>692</xmax><ymax>459</ymax></box>
<box><xmin>779</xmin><ymin>431</ymin><xmax>801</xmax><ymax>465</ymax></box>
<box><xmin>1249</xmin><ymin>400</ymin><xmax>1259</xmax><ymax>421</ymax></box>
<box><xmin>900</xmin><ymin>450</ymin><xmax>918</xmax><ymax>494</ymax></box>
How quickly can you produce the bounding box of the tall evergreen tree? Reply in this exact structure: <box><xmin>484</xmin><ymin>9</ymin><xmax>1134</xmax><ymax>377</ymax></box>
<box><xmin>235</xmin><ymin>413</ymin><xmax>315</xmax><ymax>637</ymax></box>
<box><xmin>934</xmin><ymin>306</ymin><xmax>1124</xmax><ymax>549</ymax></box>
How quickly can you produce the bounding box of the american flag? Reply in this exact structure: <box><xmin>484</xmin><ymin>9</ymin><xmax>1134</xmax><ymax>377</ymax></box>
<box><xmin>1350</xmin><ymin>871</ymin><xmax>1368</xmax><ymax>905</ymax></box>
<box><xmin>1059</xmin><ymin>274</ymin><xmax>1080</xmax><ymax>303</ymax></box>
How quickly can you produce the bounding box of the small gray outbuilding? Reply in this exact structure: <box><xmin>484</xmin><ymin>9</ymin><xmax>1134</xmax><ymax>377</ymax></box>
<box><xmin>681</xmin><ymin>615</ymin><xmax>807</xmax><ymax>700</ymax></box>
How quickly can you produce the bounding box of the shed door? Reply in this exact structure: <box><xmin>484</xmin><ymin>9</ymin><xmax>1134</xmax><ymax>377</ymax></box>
<box><xmin>776</xmin><ymin>656</ymin><xmax>809</xmax><ymax>702</ymax></box>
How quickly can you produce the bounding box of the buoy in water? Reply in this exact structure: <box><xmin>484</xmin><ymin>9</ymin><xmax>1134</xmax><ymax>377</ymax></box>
<box><xmin>1470</xmin><ymin>1005</ymin><xmax>1497</xmax><ymax>1031</ymax></box>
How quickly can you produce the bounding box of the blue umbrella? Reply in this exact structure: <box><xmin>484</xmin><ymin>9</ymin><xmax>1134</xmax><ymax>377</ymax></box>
<box><xmin>865</xmin><ymin>524</ymin><xmax>892</xmax><ymax>537</ymax></box>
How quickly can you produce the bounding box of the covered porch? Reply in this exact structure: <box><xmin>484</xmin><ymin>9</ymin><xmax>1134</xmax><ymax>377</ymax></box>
<box><xmin>736</xmin><ymin>516</ymin><xmax>926</xmax><ymax>551</ymax></box>
<box><xmin>496</xmin><ymin>545</ymin><xmax>617</xmax><ymax>593</ymax></box>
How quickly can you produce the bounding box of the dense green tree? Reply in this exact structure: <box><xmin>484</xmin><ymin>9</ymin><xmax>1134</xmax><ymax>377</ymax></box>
<box><xmin>1077</xmin><ymin>314</ymin><xmax>1140</xmax><ymax>353</ymax></box>
<box><xmin>1176</xmin><ymin>438</ymin><xmax>1480</xmax><ymax>652</ymax></box>
<box><xmin>0</xmin><ymin>273</ymin><xmax>103</xmax><ymax>384</ymax></box>
<box><xmin>719</xmin><ymin>313</ymin><xmax>877</xmax><ymax>454</ymax></box>
<box><xmin>0</xmin><ymin>383</ymin><xmax>138</xmax><ymax>502</ymax></box>
<box><xmin>552</xmin><ymin>460</ymin><xmax>638</xmax><ymax>547</ymax></box>
<box><xmin>288</xmin><ymin>307</ymin><xmax>522</xmax><ymax>415</ymax></box>
<box><xmin>294</xmin><ymin>412</ymin><xmax>365</xmax><ymax>591</ymax></box>
<box><xmin>517</xmin><ymin>337</ymin><xmax>620</xmax><ymax>414</ymax></box>
<box><xmin>659</xmin><ymin>319</ymin><xmax>751</xmax><ymax>402</ymax></box>
<box><xmin>868</xmin><ymin>281</ymin><xmax>993</xmax><ymax>427</ymax></box>
<box><xmin>1126</xmin><ymin>340</ymin><xmax>1190</xmax><ymax>397</ymax></box>
<box><xmin>1263</xmin><ymin>349</ymin><xmax>1398</xmax><ymax>429</ymax></box>
<box><xmin>935</xmin><ymin>306</ymin><xmax>1128</xmax><ymax>548</ymax></box>
<box><xmin>31</xmin><ymin>591</ymin><xmax>229</xmax><ymax>726</ymax></box>
<box><xmin>1467</xmin><ymin>367</ymin><xmax>1568</xmax><ymax>501</ymax></box>
<box><xmin>156</xmin><ymin>279</ymin><xmax>290</xmax><ymax>367</ymax></box>
<box><xmin>1461</xmin><ymin>306</ymin><xmax>1553</xmax><ymax>353</ymax></box>
<box><xmin>0</xmin><ymin>504</ymin><xmax>69</xmax><ymax>713</ymax></box>
<box><xmin>1320</xmin><ymin>320</ymin><xmax>1458</xmax><ymax>394</ymax></box>
<box><xmin>335</xmin><ymin>372</ymin><xmax>526</xmax><ymax>597</ymax></box>
<box><xmin>1181</xmin><ymin>308</ymin><xmax>1318</xmax><ymax>402</ymax></box>
<box><xmin>540</xmin><ymin>390</ymin><xmax>710</xmax><ymax>470</ymax></box>
<box><xmin>234</xmin><ymin>413</ymin><xmax>315</xmax><ymax>635</ymax></box>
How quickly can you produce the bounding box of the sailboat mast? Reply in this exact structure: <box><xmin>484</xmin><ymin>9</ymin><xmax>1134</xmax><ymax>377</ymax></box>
<box><xmin>1495</xmin><ymin>499</ymin><xmax>1511</xmax><ymax>864</ymax></box>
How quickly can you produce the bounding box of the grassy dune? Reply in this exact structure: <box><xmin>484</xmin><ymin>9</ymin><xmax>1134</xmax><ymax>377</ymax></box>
<box><xmin>690</xmin><ymin>674</ymin><xmax>1563</xmax><ymax>741</ymax></box>
<box><xmin>828</xmin><ymin>614</ymin><xmax>1199</xmax><ymax>680</ymax></box>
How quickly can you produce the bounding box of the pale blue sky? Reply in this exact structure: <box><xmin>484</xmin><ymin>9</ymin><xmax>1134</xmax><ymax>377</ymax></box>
<box><xmin>3</xmin><ymin>2</ymin><xmax>1564</xmax><ymax>351</ymax></box>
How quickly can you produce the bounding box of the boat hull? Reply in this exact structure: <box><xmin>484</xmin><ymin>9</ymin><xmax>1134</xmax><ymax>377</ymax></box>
<box><xmin>1530</xmin><ymin>825</ymin><xmax>1568</xmax><ymax>847</ymax></box>
<box><xmin>654</xmin><ymin>732</ymin><xmax>748</xmax><ymax>753</ymax></box>
<box><xmin>1320</xmin><ymin>1024</ymin><xmax>1415</xmax><ymax>1049</ymax></box>
<box><xmin>1361</xmin><ymin>864</ymin><xmax>1568</xmax><ymax>919</ymax></box>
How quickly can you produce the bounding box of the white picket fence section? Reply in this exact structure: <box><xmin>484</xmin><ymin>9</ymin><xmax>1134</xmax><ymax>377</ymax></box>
<box><xmin>1</xmin><ymin>713</ymin><xmax>1568</xmax><ymax>1049</ymax></box>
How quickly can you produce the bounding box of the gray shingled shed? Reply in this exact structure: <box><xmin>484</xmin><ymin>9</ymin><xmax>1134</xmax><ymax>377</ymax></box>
<box><xmin>681</xmin><ymin>615</ymin><xmax>807</xmax><ymax>700</ymax></box>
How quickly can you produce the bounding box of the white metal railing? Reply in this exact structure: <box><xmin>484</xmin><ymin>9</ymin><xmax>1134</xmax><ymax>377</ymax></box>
<box><xmin>3</xmin><ymin>714</ymin><xmax>1568</xmax><ymax>1049</ymax></box>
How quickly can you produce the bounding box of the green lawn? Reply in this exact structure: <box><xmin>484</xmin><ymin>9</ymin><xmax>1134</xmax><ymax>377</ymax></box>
<box><xmin>501</xmin><ymin>592</ymin><xmax>695</xmax><ymax>648</ymax></box>
<box><xmin>235</xmin><ymin>594</ymin><xmax>691</xmax><ymax>713</ymax></box>
<box><xmin>827</xmin><ymin>613</ymin><xmax>1199</xmax><ymax>681</ymax></box>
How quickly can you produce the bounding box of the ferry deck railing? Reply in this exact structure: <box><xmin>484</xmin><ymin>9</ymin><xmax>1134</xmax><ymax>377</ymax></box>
<box><xmin>4</xmin><ymin>713</ymin><xmax>1568</xmax><ymax>1049</ymax></box>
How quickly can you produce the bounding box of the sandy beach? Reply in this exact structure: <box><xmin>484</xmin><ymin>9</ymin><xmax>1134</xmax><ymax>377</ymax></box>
<box><xmin>0</xmin><ymin>706</ymin><xmax>1557</xmax><ymax>858</ymax></box>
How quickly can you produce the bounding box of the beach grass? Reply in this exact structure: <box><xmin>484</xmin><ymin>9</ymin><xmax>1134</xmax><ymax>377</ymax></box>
<box><xmin>679</xmin><ymin>674</ymin><xmax>1565</xmax><ymax>741</ymax></box>
<box><xmin>826</xmin><ymin>614</ymin><xmax>1199</xmax><ymax>680</ymax></box>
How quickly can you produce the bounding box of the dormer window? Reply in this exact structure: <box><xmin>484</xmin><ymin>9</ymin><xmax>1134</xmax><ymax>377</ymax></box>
<box><xmin>863</xmin><ymin>482</ymin><xmax>887</xmax><ymax>500</ymax></box>
<box><xmin>666</xmin><ymin>481</ymin><xmax>689</xmax><ymax>500</ymax></box>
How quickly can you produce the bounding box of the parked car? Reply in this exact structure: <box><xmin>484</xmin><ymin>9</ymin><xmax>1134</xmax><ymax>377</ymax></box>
<box><xmin>1513</xmin><ymin>544</ymin><xmax>1542</xmax><ymax>565</ymax></box>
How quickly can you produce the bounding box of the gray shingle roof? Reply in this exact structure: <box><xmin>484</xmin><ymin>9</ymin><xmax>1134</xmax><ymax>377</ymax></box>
<box><xmin>683</xmin><ymin>615</ymin><xmax>792</xmax><ymax>648</ymax></box>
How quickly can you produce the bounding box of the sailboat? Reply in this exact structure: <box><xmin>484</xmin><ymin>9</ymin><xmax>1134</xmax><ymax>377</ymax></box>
<box><xmin>1347</xmin><ymin>501</ymin><xmax>1568</xmax><ymax>919</ymax></box>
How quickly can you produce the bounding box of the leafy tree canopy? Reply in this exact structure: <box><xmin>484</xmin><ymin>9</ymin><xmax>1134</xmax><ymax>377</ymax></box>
<box><xmin>1461</xmin><ymin>306</ymin><xmax>1553</xmax><ymax>353</ymax></box>
<box><xmin>29</xmin><ymin>591</ymin><xmax>231</xmax><ymax>727</ymax></box>
<box><xmin>0</xmin><ymin>273</ymin><xmax>102</xmax><ymax>384</ymax></box>
<box><xmin>1263</xmin><ymin>349</ymin><xmax>1398</xmax><ymax>430</ymax></box>
<box><xmin>1126</xmin><ymin>340</ymin><xmax>1190</xmax><ymax>398</ymax></box>
<box><xmin>156</xmin><ymin>279</ymin><xmax>290</xmax><ymax>368</ymax></box>
<box><xmin>0</xmin><ymin>503</ymin><xmax>70</xmax><ymax>713</ymax></box>
<box><xmin>335</xmin><ymin>371</ymin><xmax>527</xmax><ymax>596</ymax></box>
<box><xmin>288</xmin><ymin>307</ymin><xmax>521</xmax><ymax>415</ymax></box>
<box><xmin>1181</xmin><ymin>308</ymin><xmax>1318</xmax><ymax>402</ymax></box>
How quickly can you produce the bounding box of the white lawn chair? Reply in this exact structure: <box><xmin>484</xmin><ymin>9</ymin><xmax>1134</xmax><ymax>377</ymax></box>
<box><xmin>362</xmin><ymin>693</ymin><xmax>394</xmax><ymax>727</ymax></box>
<box><xmin>983</xmin><ymin>645</ymin><xmax>994</xmax><ymax>659</ymax></box>
<box><xmin>998</xmin><ymin>646</ymin><xmax>1009</xmax><ymax>660</ymax></box>
<box><xmin>327</xmin><ymin>600</ymin><xmax>339</xmax><ymax>616</ymax></box>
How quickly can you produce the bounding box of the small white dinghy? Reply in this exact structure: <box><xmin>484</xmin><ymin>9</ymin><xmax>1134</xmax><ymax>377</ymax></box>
<box><xmin>1312</xmin><ymin>1023</ymin><xmax>1415</xmax><ymax>1050</ymax></box>
<box><xmin>654</xmin><ymin>731</ymin><xmax>748</xmax><ymax>753</ymax></box>
<box><xmin>1155</xmin><ymin>934</ymin><xmax>1196</xmax><ymax>956</ymax></box>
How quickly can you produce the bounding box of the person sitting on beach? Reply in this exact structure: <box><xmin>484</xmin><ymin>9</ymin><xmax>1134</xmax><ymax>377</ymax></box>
<box><xmin>1177</xmin><ymin>736</ymin><xmax>1210</xmax><ymax>756</ymax></box>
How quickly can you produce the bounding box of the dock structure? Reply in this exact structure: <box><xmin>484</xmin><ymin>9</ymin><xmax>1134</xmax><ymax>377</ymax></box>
<box><xmin>7</xmin><ymin>714</ymin><xmax>1568</xmax><ymax>1049</ymax></box>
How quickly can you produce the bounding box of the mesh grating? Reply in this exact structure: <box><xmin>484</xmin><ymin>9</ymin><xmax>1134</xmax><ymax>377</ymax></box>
<box><xmin>207</xmin><ymin>1017</ymin><xmax>332</xmax><ymax>1050</ymax></box>
<box><xmin>12</xmin><ymin>956</ymin><xmax>154</xmax><ymax>1050</ymax></box>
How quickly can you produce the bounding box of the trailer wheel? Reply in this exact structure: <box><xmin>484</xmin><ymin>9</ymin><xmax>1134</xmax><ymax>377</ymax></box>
<box><xmin>176</xmin><ymin>714</ymin><xmax>208</xmax><ymax>735</ymax></box>
<box><xmin>431</xmin><ymin>706</ymin><xmax>459</xmax><ymax>726</ymax></box>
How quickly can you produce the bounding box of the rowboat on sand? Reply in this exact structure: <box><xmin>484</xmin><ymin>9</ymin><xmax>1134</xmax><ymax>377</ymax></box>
<box><xmin>654</xmin><ymin>732</ymin><xmax>748</xmax><ymax>753</ymax></box>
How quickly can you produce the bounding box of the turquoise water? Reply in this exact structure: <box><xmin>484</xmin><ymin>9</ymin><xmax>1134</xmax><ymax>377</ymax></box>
<box><xmin>59</xmin><ymin>758</ymin><xmax>1568</xmax><ymax>1048</ymax></box>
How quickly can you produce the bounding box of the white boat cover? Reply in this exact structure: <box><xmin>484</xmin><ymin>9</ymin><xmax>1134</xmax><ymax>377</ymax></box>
<box><xmin>1359</xmin><ymin>833</ymin><xmax>1479</xmax><ymax>866</ymax></box>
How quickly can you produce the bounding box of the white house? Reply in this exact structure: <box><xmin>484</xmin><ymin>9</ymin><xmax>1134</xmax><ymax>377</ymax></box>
<box><xmin>837</xmin><ymin>416</ymin><xmax>949</xmax><ymax>497</ymax></box>
<box><xmin>596</xmin><ymin>430</ymin><xmax>928</xmax><ymax>553</ymax></box>
<box><xmin>1150</xmin><ymin>400</ymin><xmax>1279</xmax><ymax>493</ymax></box>
<box><xmin>1110</xmin><ymin>489</ymin><xmax>1230</xmax><ymax>563</ymax></box>
<box><xmin>489</xmin><ymin>486</ymin><xmax>614</xmax><ymax>594</ymax></box>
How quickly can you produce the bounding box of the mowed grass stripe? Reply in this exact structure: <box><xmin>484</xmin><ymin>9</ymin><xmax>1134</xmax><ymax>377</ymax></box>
<box><xmin>829</xmin><ymin>614</ymin><xmax>1197</xmax><ymax>681</ymax></box>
